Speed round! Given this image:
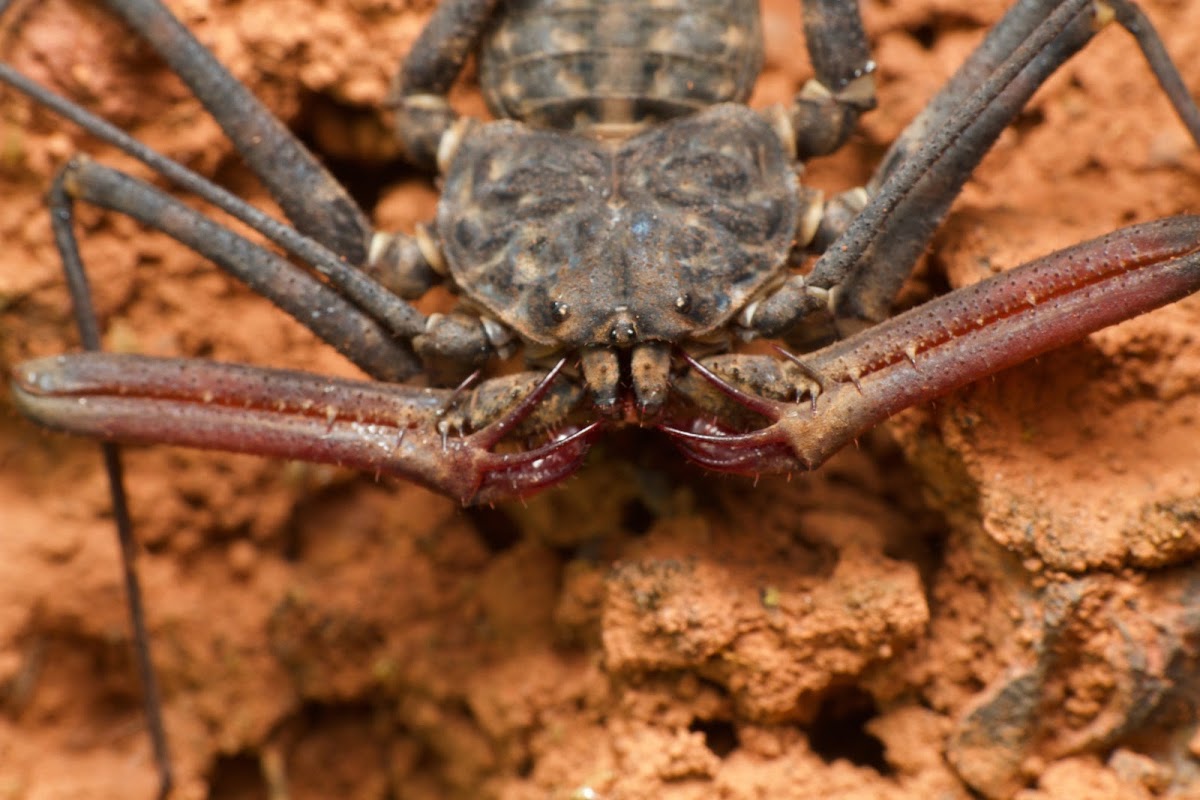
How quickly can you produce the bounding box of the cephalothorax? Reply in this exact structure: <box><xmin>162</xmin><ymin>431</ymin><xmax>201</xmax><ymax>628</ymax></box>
<box><xmin>437</xmin><ymin>104</ymin><xmax>801</xmax><ymax>403</ymax></box>
<box><xmin>4</xmin><ymin>0</ymin><xmax>1200</xmax><ymax>795</ymax></box>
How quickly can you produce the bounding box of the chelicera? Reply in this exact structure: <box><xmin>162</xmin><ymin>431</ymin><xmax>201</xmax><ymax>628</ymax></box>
<box><xmin>4</xmin><ymin>0</ymin><xmax>1200</xmax><ymax>795</ymax></box>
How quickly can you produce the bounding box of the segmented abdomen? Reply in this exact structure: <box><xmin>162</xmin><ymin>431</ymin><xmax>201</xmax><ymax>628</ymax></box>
<box><xmin>479</xmin><ymin>0</ymin><xmax>763</xmax><ymax>133</ymax></box>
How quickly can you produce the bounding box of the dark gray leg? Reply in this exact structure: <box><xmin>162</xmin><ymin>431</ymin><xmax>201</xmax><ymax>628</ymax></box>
<box><xmin>754</xmin><ymin>0</ymin><xmax>1200</xmax><ymax>341</ymax></box>
<box><xmin>821</xmin><ymin>0</ymin><xmax>1097</xmax><ymax>323</ymax></box>
<box><xmin>0</xmin><ymin>65</ymin><xmax>436</xmax><ymax>348</ymax></box>
<box><xmin>1108</xmin><ymin>0</ymin><xmax>1200</xmax><ymax>138</ymax></box>
<box><xmin>392</xmin><ymin>0</ymin><xmax>504</xmax><ymax>169</ymax></box>
<box><xmin>92</xmin><ymin>0</ymin><xmax>375</xmax><ymax>263</ymax></box>
<box><xmin>56</xmin><ymin>157</ymin><xmax>422</xmax><ymax>382</ymax></box>
<box><xmin>792</xmin><ymin>0</ymin><xmax>877</xmax><ymax>160</ymax></box>
<box><xmin>737</xmin><ymin>187</ymin><xmax>870</xmax><ymax>351</ymax></box>
<box><xmin>743</xmin><ymin>0</ymin><xmax>876</xmax><ymax>337</ymax></box>
<box><xmin>17</xmin><ymin>67</ymin><xmax>498</xmax><ymax>798</ymax></box>
<box><xmin>875</xmin><ymin>0</ymin><xmax>1200</xmax><ymax>195</ymax></box>
<box><xmin>821</xmin><ymin>0</ymin><xmax>1200</xmax><ymax>324</ymax></box>
<box><xmin>0</xmin><ymin>26</ymin><xmax>510</xmax><ymax>378</ymax></box>
<box><xmin>44</xmin><ymin>176</ymin><xmax>174</xmax><ymax>800</ymax></box>
<box><xmin>0</xmin><ymin>51</ymin><xmax>512</xmax><ymax>382</ymax></box>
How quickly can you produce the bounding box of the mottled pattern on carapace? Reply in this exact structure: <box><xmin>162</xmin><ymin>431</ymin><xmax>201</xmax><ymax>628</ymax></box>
<box><xmin>438</xmin><ymin>103</ymin><xmax>800</xmax><ymax>348</ymax></box>
<box><xmin>479</xmin><ymin>0</ymin><xmax>763</xmax><ymax>131</ymax></box>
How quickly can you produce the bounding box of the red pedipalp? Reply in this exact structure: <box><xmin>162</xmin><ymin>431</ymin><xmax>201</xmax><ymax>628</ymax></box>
<box><xmin>658</xmin><ymin>423</ymin><xmax>799</xmax><ymax>474</ymax></box>
<box><xmin>468</xmin><ymin>421</ymin><xmax>604</xmax><ymax>504</ymax></box>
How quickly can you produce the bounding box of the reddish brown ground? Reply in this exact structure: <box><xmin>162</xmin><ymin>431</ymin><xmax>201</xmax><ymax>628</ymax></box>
<box><xmin>2</xmin><ymin>1</ymin><xmax>1200</xmax><ymax>798</ymax></box>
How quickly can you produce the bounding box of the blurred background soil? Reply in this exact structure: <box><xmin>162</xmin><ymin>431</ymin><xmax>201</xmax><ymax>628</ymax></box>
<box><xmin>2</xmin><ymin>0</ymin><xmax>1200</xmax><ymax>798</ymax></box>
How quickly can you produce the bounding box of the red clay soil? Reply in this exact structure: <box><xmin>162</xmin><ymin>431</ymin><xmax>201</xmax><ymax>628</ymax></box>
<box><xmin>2</xmin><ymin>1</ymin><xmax>1200</xmax><ymax>798</ymax></box>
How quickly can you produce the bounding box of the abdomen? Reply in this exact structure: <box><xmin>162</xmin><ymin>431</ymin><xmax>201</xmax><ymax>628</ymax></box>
<box><xmin>479</xmin><ymin>0</ymin><xmax>763</xmax><ymax>134</ymax></box>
